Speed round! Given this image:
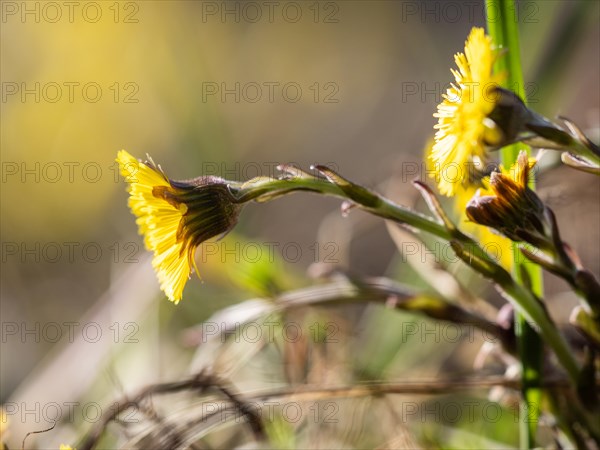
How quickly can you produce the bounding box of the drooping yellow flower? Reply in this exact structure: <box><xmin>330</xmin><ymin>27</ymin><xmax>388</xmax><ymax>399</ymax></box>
<box><xmin>59</xmin><ymin>445</ymin><xmax>75</xmax><ymax>450</ymax></box>
<box><xmin>117</xmin><ymin>150</ymin><xmax>241</xmax><ymax>303</ymax></box>
<box><xmin>430</xmin><ymin>27</ymin><xmax>504</xmax><ymax>196</ymax></box>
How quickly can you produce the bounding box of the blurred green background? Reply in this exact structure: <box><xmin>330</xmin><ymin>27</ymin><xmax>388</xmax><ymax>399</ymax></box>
<box><xmin>1</xmin><ymin>1</ymin><xmax>599</xmax><ymax>448</ymax></box>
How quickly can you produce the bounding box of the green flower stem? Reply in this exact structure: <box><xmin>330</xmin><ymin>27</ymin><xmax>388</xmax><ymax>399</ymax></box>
<box><xmin>230</xmin><ymin>174</ymin><xmax>580</xmax><ymax>383</ymax></box>
<box><xmin>233</xmin><ymin>175</ymin><xmax>452</xmax><ymax>239</ymax></box>
<box><xmin>486</xmin><ymin>0</ymin><xmax>549</xmax><ymax>448</ymax></box>
<box><xmin>486</xmin><ymin>1</ymin><xmax>544</xmax><ymax>447</ymax></box>
<box><xmin>525</xmin><ymin>116</ymin><xmax>600</xmax><ymax>167</ymax></box>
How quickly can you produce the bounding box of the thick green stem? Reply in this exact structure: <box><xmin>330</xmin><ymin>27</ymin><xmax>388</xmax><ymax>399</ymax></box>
<box><xmin>234</xmin><ymin>176</ymin><xmax>452</xmax><ymax>239</ymax></box>
<box><xmin>231</xmin><ymin>174</ymin><xmax>580</xmax><ymax>384</ymax></box>
<box><xmin>486</xmin><ymin>1</ymin><xmax>545</xmax><ymax>447</ymax></box>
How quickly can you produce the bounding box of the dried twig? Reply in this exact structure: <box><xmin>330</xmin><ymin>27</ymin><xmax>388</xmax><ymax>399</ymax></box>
<box><xmin>79</xmin><ymin>373</ymin><xmax>264</xmax><ymax>450</ymax></box>
<box><xmin>80</xmin><ymin>373</ymin><xmax>575</xmax><ymax>449</ymax></box>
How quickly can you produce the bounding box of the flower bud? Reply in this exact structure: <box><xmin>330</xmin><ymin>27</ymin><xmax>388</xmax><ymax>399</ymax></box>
<box><xmin>466</xmin><ymin>152</ymin><xmax>548</xmax><ymax>245</ymax></box>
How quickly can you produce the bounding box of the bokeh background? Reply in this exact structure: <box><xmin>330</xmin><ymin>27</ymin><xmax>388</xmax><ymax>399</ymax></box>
<box><xmin>1</xmin><ymin>1</ymin><xmax>599</xmax><ymax>448</ymax></box>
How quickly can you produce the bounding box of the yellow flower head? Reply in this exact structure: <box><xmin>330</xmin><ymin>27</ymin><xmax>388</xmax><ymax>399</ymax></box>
<box><xmin>117</xmin><ymin>150</ymin><xmax>241</xmax><ymax>303</ymax></box>
<box><xmin>430</xmin><ymin>27</ymin><xmax>504</xmax><ymax>196</ymax></box>
<box><xmin>60</xmin><ymin>445</ymin><xmax>75</xmax><ymax>450</ymax></box>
